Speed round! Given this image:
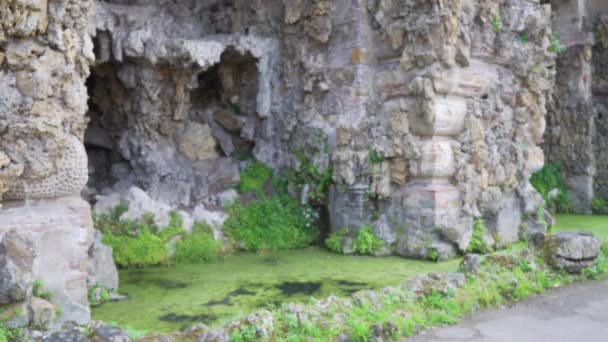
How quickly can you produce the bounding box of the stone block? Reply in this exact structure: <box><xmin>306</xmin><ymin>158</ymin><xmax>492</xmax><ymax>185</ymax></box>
<box><xmin>402</xmin><ymin>180</ymin><xmax>461</xmax><ymax>226</ymax></box>
<box><xmin>0</xmin><ymin>196</ymin><xmax>94</xmax><ymax>325</ymax></box>
<box><xmin>28</xmin><ymin>297</ymin><xmax>55</xmax><ymax>327</ymax></box>
<box><xmin>409</xmin><ymin>139</ymin><xmax>456</xmax><ymax>178</ymax></box>
<box><xmin>87</xmin><ymin>230</ymin><xmax>119</xmax><ymax>291</ymax></box>
<box><xmin>410</xmin><ymin>96</ymin><xmax>467</xmax><ymax>137</ymax></box>
<box><xmin>328</xmin><ymin>184</ymin><xmax>371</xmax><ymax>232</ymax></box>
<box><xmin>178</xmin><ymin>122</ymin><xmax>219</xmax><ymax>161</ymax></box>
<box><xmin>432</xmin><ymin>60</ymin><xmax>497</xmax><ymax>98</ymax></box>
<box><xmin>535</xmin><ymin>231</ymin><xmax>601</xmax><ymax>274</ymax></box>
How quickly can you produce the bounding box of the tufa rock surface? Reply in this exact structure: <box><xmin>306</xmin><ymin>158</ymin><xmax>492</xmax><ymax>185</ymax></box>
<box><xmin>535</xmin><ymin>231</ymin><xmax>601</xmax><ymax>274</ymax></box>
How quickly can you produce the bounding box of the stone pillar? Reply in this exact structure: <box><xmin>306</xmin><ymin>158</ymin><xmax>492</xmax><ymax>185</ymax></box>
<box><xmin>398</xmin><ymin>88</ymin><xmax>468</xmax><ymax>260</ymax></box>
<box><xmin>545</xmin><ymin>0</ymin><xmax>596</xmax><ymax>213</ymax></box>
<box><xmin>591</xmin><ymin>12</ymin><xmax>608</xmax><ymax>200</ymax></box>
<box><xmin>0</xmin><ymin>0</ymin><xmax>95</xmax><ymax>326</ymax></box>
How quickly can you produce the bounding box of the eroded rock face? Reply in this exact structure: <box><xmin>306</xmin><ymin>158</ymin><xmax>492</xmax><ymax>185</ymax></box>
<box><xmin>543</xmin><ymin>3</ymin><xmax>608</xmax><ymax>213</ymax></box>
<box><xmin>0</xmin><ymin>0</ymin><xmax>94</xmax><ymax>202</ymax></box>
<box><xmin>0</xmin><ymin>197</ymin><xmax>95</xmax><ymax>325</ymax></box>
<box><xmin>81</xmin><ymin>0</ymin><xmax>553</xmax><ymax>258</ymax></box>
<box><xmin>0</xmin><ymin>233</ymin><xmax>34</xmax><ymax>304</ymax></box>
<box><xmin>535</xmin><ymin>231</ymin><xmax>601</xmax><ymax>274</ymax></box>
<box><xmin>87</xmin><ymin>230</ymin><xmax>119</xmax><ymax>291</ymax></box>
<box><xmin>3</xmin><ymin>8</ymin><xmax>558</xmax><ymax>329</ymax></box>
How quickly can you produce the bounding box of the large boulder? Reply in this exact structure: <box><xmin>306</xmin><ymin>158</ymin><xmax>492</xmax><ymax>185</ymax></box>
<box><xmin>0</xmin><ymin>196</ymin><xmax>94</xmax><ymax>325</ymax></box>
<box><xmin>28</xmin><ymin>297</ymin><xmax>56</xmax><ymax>328</ymax></box>
<box><xmin>0</xmin><ymin>233</ymin><xmax>34</xmax><ymax>304</ymax></box>
<box><xmin>534</xmin><ymin>231</ymin><xmax>601</xmax><ymax>274</ymax></box>
<box><xmin>87</xmin><ymin>230</ymin><xmax>119</xmax><ymax>291</ymax></box>
<box><xmin>94</xmin><ymin>187</ymin><xmax>193</xmax><ymax>231</ymax></box>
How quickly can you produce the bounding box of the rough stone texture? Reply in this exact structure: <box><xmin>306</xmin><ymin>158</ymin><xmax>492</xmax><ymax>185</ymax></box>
<box><xmin>543</xmin><ymin>0</ymin><xmax>608</xmax><ymax>213</ymax></box>
<box><xmin>0</xmin><ymin>0</ymin><xmax>94</xmax><ymax>202</ymax></box>
<box><xmin>405</xmin><ymin>272</ymin><xmax>467</xmax><ymax>298</ymax></box>
<box><xmin>29</xmin><ymin>297</ymin><xmax>56</xmax><ymax>328</ymax></box>
<box><xmin>87</xmin><ymin>230</ymin><xmax>118</xmax><ymax>291</ymax></box>
<box><xmin>535</xmin><ymin>231</ymin><xmax>601</xmax><ymax>274</ymax></box>
<box><xmin>93</xmin><ymin>186</ymin><xmax>228</xmax><ymax>239</ymax></box>
<box><xmin>0</xmin><ymin>232</ymin><xmax>34</xmax><ymax>304</ymax></box>
<box><xmin>459</xmin><ymin>253</ymin><xmax>480</xmax><ymax>275</ymax></box>
<box><xmin>77</xmin><ymin>0</ymin><xmax>556</xmax><ymax>258</ymax></box>
<box><xmin>0</xmin><ymin>197</ymin><xmax>94</xmax><ymax>325</ymax></box>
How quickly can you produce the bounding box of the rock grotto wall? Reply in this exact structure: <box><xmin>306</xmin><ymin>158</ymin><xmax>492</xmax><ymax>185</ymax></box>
<box><xmin>0</xmin><ymin>0</ymin><xmax>96</xmax><ymax>326</ymax></box>
<box><xmin>83</xmin><ymin>0</ymin><xmax>556</xmax><ymax>260</ymax></box>
<box><xmin>592</xmin><ymin>15</ymin><xmax>608</xmax><ymax>200</ymax></box>
<box><xmin>0</xmin><ymin>0</ymin><xmax>563</xmax><ymax>329</ymax></box>
<box><xmin>544</xmin><ymin>0</ymin><xmax>608</xmax><ymax>213</ymax></box>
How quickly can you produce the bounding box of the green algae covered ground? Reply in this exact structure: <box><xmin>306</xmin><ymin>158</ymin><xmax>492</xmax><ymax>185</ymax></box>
<box><xmin>92</xmin><ymin>248</ymin><xmax>459</xmax><ymax>332</ymax></box>
<box><xmin>92</xmin><ymin>215</ymin><xmax>608</xmax><ymax>333</ymax></box>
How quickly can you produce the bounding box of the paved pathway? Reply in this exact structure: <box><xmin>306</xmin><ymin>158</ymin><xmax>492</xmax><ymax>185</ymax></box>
<box><xmin>409</xmin><ymin>279</ymin><xmax>608</xmax><ymax>342</ymax></box>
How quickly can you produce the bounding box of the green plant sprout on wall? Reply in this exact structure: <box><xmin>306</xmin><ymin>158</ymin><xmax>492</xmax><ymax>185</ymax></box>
<box><xmin>492</xmin><ymin>13</ymin><xmax>503</xmax><ymax>32</ymax></box>
<box><xmin>530</xmin><ymin>162</ymin><xmax>572</xmax><ymax>213</ymax></box>
<box><xmin>549</xmin><ymin>33</ymin><xmax>567</xmax><ymax>54</ymax></box>
<box><xmin>367</xmin><ymin>146</ymin><xmax>385</xmax><ymax>165</ymax></box>
<box><xmin>467</xmin><ymin>218</ymin><xmax>491</xmax><ymax>254</ymax></box>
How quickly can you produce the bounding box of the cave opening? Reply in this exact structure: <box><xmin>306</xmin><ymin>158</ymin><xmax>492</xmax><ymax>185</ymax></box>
<box><xmin>189</xmin><ymin>48</ymin><xmax>261</xmax><ymax>161</ymax></box>
<box><xmin>83</xmin><ymin>40</ymin><xmax>263</xmax><ymax>208</ymax></box>
<box><xmin>83</xmin><ymin>61</ymin><xmax>130</xmax><ymax>202</ymax></box>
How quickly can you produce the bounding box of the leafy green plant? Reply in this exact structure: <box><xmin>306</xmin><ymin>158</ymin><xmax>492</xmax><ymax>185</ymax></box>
<box><xmin>0</xmin><ymin>323</ymin><xmax>23</xmax><ymax>342</ymax></box>
<box><xmin>367</xmin><ymin>146</ymin><xmax>384</xmax><ymax>165</ymax></box>
<box><xmin>102</xmin><ymin>229</ymin><xmax>168</xmax><ymax>268</ymax></box>
<box><xmin>325</xmin><ymin>229</ymin><xmax>348</xmax><ymax>254</ymax></box>
<box><xmin>173</xmin><ymin>223</ymin><xmax>222</xmax><ymax>264</ymax></box>
<box><xmin>550</xmin><ymin>33</ymin><xmax>567</xmax><ymax>54</ymax></box>
<box><xmin>287</xmin><ymin>149</ymin><xmax>333</xmax><ymax>205</ymax></box>
<box><xmin>354</xmin><ymin>225</ymin><xmax>384</xmax><ymax>255</ymax></box>
<box><xmin>230</xmin><ymin>325</ymin><xmax>258</xmax><ymax>342</ymax></box>
<box><xmin>492</xmin><ymin>13</ymin><xmax>503</xmax><ymax>32</ymax></box>
<box><xmin>95</xmin><ymin>204</ymin><xmax>225</xmax><ymax>267</ymax></box>
<box><xmin>224</xmin><ymin>196</ymin><xmax>318</xmax><ymax>252</ymax></box>
<box><xmin>88</xmin><ymin>285</ymin><xmax>110</xmax><ymax>306</ymax></box>
<box><xmin>519</xmin><ymin>33</ymin><xmax>529</xmax><ymax>43</ymax></box>
<box><xmin>592</xmin><ymin>197</ymin><xmax>607</xmax><ymax>214</ymax></box>
<box><xmin>32</xmin><ymin>280</ymin><xmax>53</xmax><ymax>301</ymax></box>
<box><xmin>467</xmin><ymin>218</ymin><xmax>491</xmax><ymax>254</ymax></box>
<box><xmin>237</xmin><ymin>161</ymin><xmax>273</xmax><ymax>193</ymax></box>
<box><xmin>427</xmin><ymin>247</ymin><xmax>440</xmax><ymax>262</ymax></box>
<box><xmin>530</xmin><ymin>162</ymin><xmax>572</xmax><ymax>213</ymax></box>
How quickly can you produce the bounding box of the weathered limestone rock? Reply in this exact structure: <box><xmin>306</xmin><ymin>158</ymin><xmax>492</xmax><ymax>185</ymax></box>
<box><xmin>535</xmin><ymin>231</ymin><xmax>601</xmax><ymax>274</ymax></box>
<box><xmin>459</xmin><ymin>254</ymin><xmax>480</xmax><ymax>275</ymax></box>
<box><xmin>94</xmin><ymin>187</ymin><xmax>192</xmax><ymax>231</ymax></box>
<box><xmin>405</xmin><ymin>273</ymin><xmax>466</xmax><ymax>298</ymax></box>
<box><xmin>0</xmin><ymin>197</ymin><xmax>94</xmax><ymax>325</ymax></box>
<box><xmin>178</xmin><ymin>123</ymin><xmax>219</xmax><ymax>161</ymax></box>
<box><xmin>29</xmin><ymin>297</ymin><xmax>56</xmax><ymax>328</ymax></box>
<box><xmin>87</xmin><ymin>230</ymin><xmax>118</xmax><ymax>291</ymax></box>
<box><xmin>0</xmin><ymin>232</ymin><xmax>34</xmax><ymax>304</ymax></box>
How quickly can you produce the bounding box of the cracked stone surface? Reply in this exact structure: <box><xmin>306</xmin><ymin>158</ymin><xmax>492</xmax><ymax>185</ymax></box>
<box><xmin>409</xmin><ymin>279</ymin><xmax>608</xmax><ymax>342</ymax></box>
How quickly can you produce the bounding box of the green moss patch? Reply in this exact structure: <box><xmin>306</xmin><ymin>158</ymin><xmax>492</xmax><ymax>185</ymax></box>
<box><xmin>237</xmin><ymin>161</ymin><xmax>272</xmax><ymax>193</ymax></box>
<box><xmin>530</xmin><ymin>162</ymin><xmax>572</xmax><ymax>213</ymax></box>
